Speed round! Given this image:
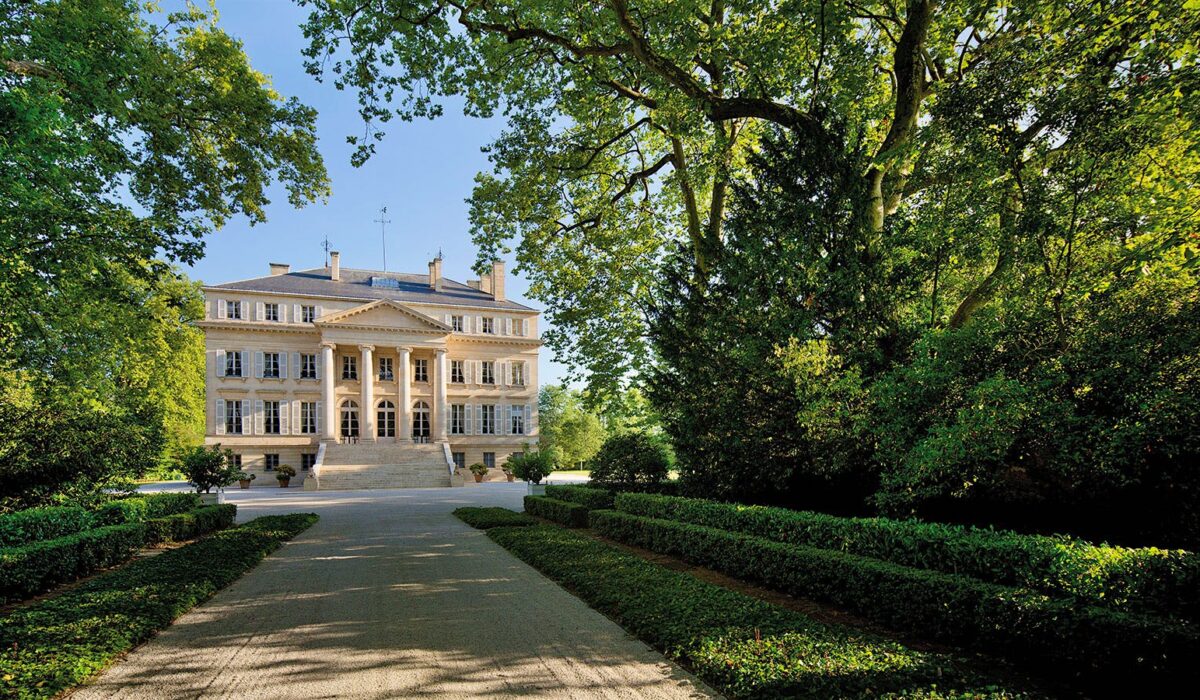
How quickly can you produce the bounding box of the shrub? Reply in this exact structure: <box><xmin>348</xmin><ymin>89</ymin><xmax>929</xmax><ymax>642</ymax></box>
<box><xmin>0</xmin><ymin>507</ymin><xmax>94</xmax><ymax>548</ymax></box>
<box><xmin>276</xmin><ymin>464</ymin><xmax>296</xmax><ymax>481</ymax></box>
<box><xmin>0</xmin><ymin>514</ymin><xmax>318</xmax><ymax>699</ymax></box>
<box><xmin>468</xmin><ymin>462</ymin><xmax>489</xmax><ymax>477</ymax></box>
<box><xmin>591</xmin><ymin>509</ymin><xmax>1198</xmax><ymax>689</ymax></box>
<box><xmin>588</xmin><ymin>433</ymin><xmax>671</xmax><ymax>487</ymax></box>
<box><xmin>143</xmin><ymin>504</ymin><xmax>237</xmax><ymax>545</ymax></box>
<box><xmin>544</xmin><ymin>485</ymin><xmax>614</xmax><ymax>510</ymax></box>
<box><xmin>614</xmin><ymin>492</ymin><xmax>1200</xmax><ymax>620</ymax></box>
<box><xmin>180</xmin><ymin>444</ymin><xmax>239</xmax><ymax>493</ymax></box>
<box><xmin>507</xmin><ymin>450</ymin><xmax>554</xmax><ymax>484</ymax></box>
<box><xmin>523</xmin><ymin>496</ymin><xmax>589</xmax><ymax>527</ymax></box>
<box><xmin>486</xmin><ymin>524</ymin><xmax>1032</xmax><ymax>699</ymax></box>
<box><xmin>94</xmin><ymin>493</ymin><xmax>201</xmax><ymax>525</ymax></box>
<box><xmin>0</xmin><ymin>523</ymin><xmax>147</xmax><ymax>604</ymax></box>
<box><xmin>453</xmin><ymin>507</ymin><xmax>538</xmax><ymax>529</ymax></box>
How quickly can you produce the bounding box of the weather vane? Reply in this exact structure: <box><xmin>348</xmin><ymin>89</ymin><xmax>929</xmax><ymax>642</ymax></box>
<box><xmin>374</xmin><ymin>205</ymin><xmax>392</xmax><ymax>272</ymax></box>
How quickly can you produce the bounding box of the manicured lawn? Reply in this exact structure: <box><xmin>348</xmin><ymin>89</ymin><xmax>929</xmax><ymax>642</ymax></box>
<box><xmin>0</xmin><ymin>513</ymin><xmax>318</xmax><ymax>699</ymax></box>
<box><xmin>547</xmin><ymin>469</ymin><xmax>591</xmax><ymax>477</ymax></box>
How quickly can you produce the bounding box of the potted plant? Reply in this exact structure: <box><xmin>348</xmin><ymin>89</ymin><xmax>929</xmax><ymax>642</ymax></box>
<box><xmin>469</xmin><ymin>462</ymin><xmax>489</xmax><ymax>483</ymax></box>
<box><xmin>180</xmin><ymin>444</ymin><xmax>239</xmax><ymax>503</ymax></box>
<box><xmin>236</xmin><ymin>471</ymin><xmax>256</xmax><ymax>489</ymax></box>
<box><xmin>276</xmin><ymin>464</ymin><xmax>297</xmax><ymax>488</ymax></box>
<box><xmin>502</xmin><ymin>466</ymin><xmax>515</xmax><ymax>482</ymax></box>
<box><xmin>508</xmin><ymin>450</ymin><xmax>553</xmax><ymax>494</ymax></box>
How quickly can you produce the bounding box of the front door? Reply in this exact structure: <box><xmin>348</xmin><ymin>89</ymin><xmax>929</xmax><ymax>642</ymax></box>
<box><xmin>412</xmin><ymin>401</ymin><xmax>430</xmax><ymax>443</ymax></box>
<box><xmin>340</xmin><ymin>400</ymin><xmax>360</xmax><ymax>440</ymax></box>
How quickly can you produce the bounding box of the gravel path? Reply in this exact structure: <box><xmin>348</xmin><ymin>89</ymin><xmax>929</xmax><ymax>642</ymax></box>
<box><xmin>71</xmin><ymin>484</ymin><xmax>716</xmax><ymax>699</ymax></box>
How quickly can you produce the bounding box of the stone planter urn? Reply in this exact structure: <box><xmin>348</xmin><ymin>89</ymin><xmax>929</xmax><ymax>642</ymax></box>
<box><xmin>278</xmin><ymin>477</ymin><xmax>291</xmax><ymax>488</ymax></box>
<box><xmin>238</xmin><ymin>479</ymin><xmax>252</xmax><ymax>489</ymax></box>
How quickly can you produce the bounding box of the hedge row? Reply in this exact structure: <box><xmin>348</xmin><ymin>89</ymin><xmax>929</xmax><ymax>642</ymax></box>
<box><xmin>452</xmin><ymin>507</ymin><xmax>538</xmax><ymax>529</ymax></box>
<box><xmin>95</xmin><ymin>493</ymin><xmax>202</xmax><ymax>526</ymax></box>
<box><xmin>486</xmin><ymin>524</ymin><xmax>1035</xmax><ymax>699</ymax></box>
<box><xmin>614</xmin><ymin>492</ymin><xmax>1199</xmax><ymax>619</ymax></box>
<box><xmin>543</xmin><ymin>485</ymin><xmax>614</xmax><ymax>510</ymax></box>
<box><xmin>144</xmin><ymin>504</ymin><xmax>237</xmax><ymax>545</ymax></box>
<box><xmin>592</xmin><ymin>508</ymin><xmax>1199</xmax><ymax>690</ymax></box>
<box><xmin>0</xmin><ymin>507</ymin><xmax>95</xmax><ymax>548</ymax></box>
<box><xmin>0</xmin><ymin>513</ymin><xmax>318</xmax><ymax>699</ymax></box>
<box><xmin>523</xmin><ymin>495</ymin><xmax>589</xmax><ymax>527</ymax></box>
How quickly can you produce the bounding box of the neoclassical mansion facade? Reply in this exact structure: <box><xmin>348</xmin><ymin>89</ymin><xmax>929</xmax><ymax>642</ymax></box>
<box><xmin>199</xmin><ymin>252</ymin><xmax>539</xmax><ymax>488</ymax></box>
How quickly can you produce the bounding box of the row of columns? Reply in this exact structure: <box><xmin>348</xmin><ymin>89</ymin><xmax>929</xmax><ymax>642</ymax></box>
<box><xmin>320</xmin><ymin>342</ymin><xmax>448</xmax><ymax>443</ymax></box>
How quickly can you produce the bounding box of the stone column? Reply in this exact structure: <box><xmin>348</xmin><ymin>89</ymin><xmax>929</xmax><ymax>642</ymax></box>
<box><xmin>398</xmin><ymin>347</ymin><xmax>412</xmax><ymax>441</ymax></box>
<box><xmin>320</xmin><ymin>342</ymin><xmax>336</xmax><ymax>442</ymax></box>
<box><xmin>359</xmin><ymin>344</ymin><xmax>375</xmax><ymax>442</ymax></box>
<box><xmin>434</xmin><ymin>348</ymin><xmax>448</xmax><ymax>441</ymax></box>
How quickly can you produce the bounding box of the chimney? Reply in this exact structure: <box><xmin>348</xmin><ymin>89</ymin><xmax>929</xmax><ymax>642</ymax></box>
<box><xmin>490</xmin><ymin>260</ymin><xmax>505</xmax><ymax>302</ymax></box>
<box><xmin>269</xmin><ymin>262</ymin><xmax>290</xmax><ymax>276</ymax></box>
<box><xmin>479</xmin><ymin>269</ymin><xmax>493</xmax><ymax>295</ymax></box>
<box><xmin>428</xmin><ymin>257</ymin><xmax>443</xmax><ymax>291</ymax></box>
<box><xmin>330</xmin><ymin>251</ymin><xmax>341</xmax><ymax>281</ymax></box>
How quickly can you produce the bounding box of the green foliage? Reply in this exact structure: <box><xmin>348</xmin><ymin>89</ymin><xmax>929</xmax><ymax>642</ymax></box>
<box><xmin>537</xmin><ymin>385</ymin><xmax>606</xmax><ymax>468</ymax></box>
<box><xmin>0</xmin><ymin>513</ymin><xmax>317</xmax><ymax>698</ymax></box>
<box><xmin>468</xmin><ymin>462</ymin><xmax>490</xmax><ymax>477</ymax></box>
<box><xmin>453</xmin><ymin>507</ymin><xmax>538</xmax><ymax>530</ymax></box>
<box><xmin>275</xmin><ymin>464</ymin><xmax>297</xmax><ymax>481</ymax></box>
<box><xmin>94</xmin><ymin>492</ymin><xmax>201</xmax><ymax>526</ymax></box>
<box><xmin>0</xmin><ymin>524</ymin><xmax>146</xmax><ymax>604</ymax></box>
<box><xmin>0</xmin><ymin>507</ymin><xmax>93</xmax><ymax>548</ymax></box>
<box><xmin>523</xmin><ymin>495</ymin><xmax>589</xmax><ymax>528</ymax></box>
<box><xmin>180</xmin><ymin>445</ymin><xmax>239</xmax><ymax>494</ymax></box>
<box><xmin>616</xmin><ymin>493</ymin><xmax>1200</xmax><ymax>620</ymax></box>
<box><xmin>588</xmin><ymin>432</ymin><xmax>671</xmax><ymax>487</ymax></box>
<box><xmin>591</xmin><ymin>509</ymin><xmax>1199</xmax><ymax>691</ymax></box>
<box><xmin>543</xmin><ymin>485</ymin><xmax>614</xmax><ymax>510</ymax></box>
<box><xmin>486</xmin><ymin>524</ymin><xmax>1036</xmax><ymax>699</ymax></box>
<box><xmin>506</xmin><ymin>450</ymin><xmax>554</xmax><ymax>484</ymax></box>
<box><xmin>143</xmin><ymin>504</ymin><xmax>237</xmax><ymax>545</ymax></box>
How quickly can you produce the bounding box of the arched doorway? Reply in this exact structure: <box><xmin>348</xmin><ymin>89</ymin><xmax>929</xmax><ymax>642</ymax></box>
<box><xmin>377</xmin><ymin>400</ymin><xmax>396</xmax><ymax>438</ymax></box>
<box><xmin>412</xmin><ymin>400</ymin><xmax>430</xmax><ymax>443</ymax></box>
<box><xmin>340</xmin><ymin>399</ymin><xmax>360</xmax><ymax>440</ymax></box>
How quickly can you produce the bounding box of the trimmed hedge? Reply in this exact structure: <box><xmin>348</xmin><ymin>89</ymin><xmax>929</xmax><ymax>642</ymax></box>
<box><xmin>614</xmin><ymin>492</ymin><xmax>1199</xmax><ymax>619</ymax></box>
<box><xmin>94</xmin><ymin>492</ymin><xmax>202</xmax><ymax>526</ymax></box>
<box><xmin>0</xmin><ymin>513</ymin><xmax>318</xmax><ymax>699</ymax></box>
<box><xmin>1</xmin><ymin>524</ymin><xmax>147</xmax><ymax>604</ymax></box>
<box><xmin>524</xmin><ymin>495</ymin><xmax>589</xmax><ymax>527</ymax></box>
<box><xmin>591</xmin><ymin>508</ymin><xmax>1199</xmax><ymax>690</ymax></box>
<box><xmin>487</xmin><ymin>524</ymin><xmax>1035</xmax><ymax>699</ymax></box>
<box><xmin>0</xmin><ymin>507</ymin><xmax>94</xmax><ymax>548</ymax></box>
<box><xmin>453</xmin><ymin>507</ymin><xmax>538</xmax><ymax>529</ymax></box>
<box><xmin>143</xmin><ymin>504</ymin><xmax>237</xmax><ymax>545</ymax></box>
<box><xmin>543</xmin><ymin>485</ymin><xmax>614</xmax><ymax>510</ymax></box>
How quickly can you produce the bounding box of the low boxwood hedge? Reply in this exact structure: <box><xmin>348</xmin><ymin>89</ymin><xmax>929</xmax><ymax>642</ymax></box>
<box><xmin>0</xmin><ymin>513</ymin><xmax>318</xmax><ymax>699</ymax></box>
<box><xmin>543</xmin><ymin>485</ymin><xmax>614</xmax><ymax>510</ymax></box>
<box><xmin>143</xmin><ymin>504</ymin><xmax>237</xmax><ymax>545</ymax></box>
<box><xmin>0</xmin><ymin>507</ymin><xmax>95</xmax><ymax>548</ymax></box>
<box><xmin>614</xmin><ymin>492</ymin><xmax>1199</xmax><ymax>619</ymax></box>
<box><xmin>591</xmin><ymin>508</ymin><xmax>1199</xmax><ymax>691</ymax></box>
<box><xmin>453</xmin><ymin>507</ymin><xmax>538</xmax><ymax>529</ymax></box>
<box><xmin>94</xmin><ymin>492</ymin><xmax>202</xmax><ymax>526</ymax></box>
<box><xmin>0</xmin><ymin>524</ymin><xmax>146</xmax><ymax>604</ymax></box>
<box><xmin>486</xmin><ymin>524</ymin><xmax>1036</xmax><ymax>699</ymax></box>
<box><xmin>523</xmin><ymin>495</ymin><xmax>589</xmax><ymax>527</ymax></box>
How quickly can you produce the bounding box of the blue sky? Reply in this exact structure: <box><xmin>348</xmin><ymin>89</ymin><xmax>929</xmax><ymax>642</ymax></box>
<box><xmin>176</xmin><ymin>0</ymin><xmax>570</xmax><ymax>387</ymax></box>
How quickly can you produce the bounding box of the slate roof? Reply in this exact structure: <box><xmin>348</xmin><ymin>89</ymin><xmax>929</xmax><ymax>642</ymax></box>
<box><xmin>206</xmin><ymin>267</ymin><xmax>536</xmax><ymax>312</ymax></box>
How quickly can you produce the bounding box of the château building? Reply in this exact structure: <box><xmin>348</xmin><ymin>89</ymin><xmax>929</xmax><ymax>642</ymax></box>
<box><xmin>199</xmin><ymin>252</ymin><xmax>539</xmax><ymax>489</ymax></box>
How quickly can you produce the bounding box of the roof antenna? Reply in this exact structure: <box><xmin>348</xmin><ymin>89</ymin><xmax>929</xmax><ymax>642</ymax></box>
<box><xmin>322</xmin><ymin>236</ymin><xmax>332</xmax><ymax>267</ymax></box>
<box><xmin>437</xmin><ymin>247</ymin><xmax>443</xmax><ymax>261</ymax></box>
<box><xmin>374</xmin><ymin>205</ymin><xmax>392</xmax><ymax>272</ymax></box>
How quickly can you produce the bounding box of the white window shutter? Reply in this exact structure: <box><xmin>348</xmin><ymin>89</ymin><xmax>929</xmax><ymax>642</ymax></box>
<box><xmin>500</xmin><ymin>361</ymin><xmax>507</xmax><ymax>388</ymax></box>
<box><xmin>215</xmin><ymin>399</ymin><xmax>226</xmax><ymax>435</ymax></box>
<box><xmin>465</xmin><ymin>404</ymin><xmax>473</xmax><ymax>434</ymax></box>
<box><xmin>255</xmin><ymin>351</ymin><xmax>264</xmax><ymax>378</ymax></box>
<box><xmin>293</xmin><ymin>304</ymin><xmax>301</xmax><ymax>322</ymax></box>
<box><xmin>217</xmin><ymin>300</ymin><xmax>227</xmax><ymax>319</ymax></box>
<box><xmin>239</xmin><ymin>350</ymin><xmax>249</xmax><ymax>377</ymax></box>
<box><xmin>314</xmin><ymin>353</ymin><xmax>320</xmax><ymax>381</ymax></box>
<box><xmin>279</xmin><ymin>400</ymin><xmax>289</xmax><ymax>435</ymax></box>
<box><xmin>292</xmin><ymin>400</ymin><xmax>301</xmax><ymax>435</ymax></box>
<box><xmin>524</xmin><ymin>404</ymin><xmax>531</xmax><ymax>435</ymax></box>
<box><xmin>254</xmin><ymin>400</ymin><xmax>264</xmax><ymax>434</ymax></box>
<box><xmin>444</xmin><ymin>313</ymin><xmax>451</xmax><ymax>328</ymax></box>
<box><xmin>315</xmin><ymin>401</ymin><xmax>322</xmax><ymax>434</ymax></box>
<box><xmin>464</xmin><ymin>316</ymin><xmax>472</xmax><ymax>333</ymax></box>
<box><xmin>279</xmin><ymin>353</ymin><xmax>288</xmax><ymax>379</ymax></box>
<box><xmin>315</xmin><ymin>305</ymin><xmax>323</xmax><ymax>319</ymax></box>
<box><xmin>291</xmin><ymin>352</ymin><xmax>300</xmax><ymax>379</ymax></box>
<box><xmin>475</xmin><ymin>404</ymin><xmax>482</xmax><ymax>434</ymax></box>
<box><xmin>503</xmin><ymin>404</ymin><xmax>511</xmax><ymax>434</ymax></box>
<box><xmin>278</xmin><ymin>304</ymin><xmax>287</xmax><ymax>323</ymax></box>
<box><xmin>216</xmin><ymin>350</ymin><xmax>226</xmax><ymax>378</ymax></box>
<box><xmin>241</xmin><ymin>400</ymin><xmax>251</xmax><ymax>435</ymax></box>
<box><xmin>464</xmin><ymin>360</ymin><xmax>471</xmax><ymax>384</ymax></box>
<box><xmin>476</xmin><ymin>316</ymin><xmax>483</xmax><ymax>333</ymax></box>
<box><xmin>254</xmin><ymin>301</ymin><xmax>263</xmax><ymax>321</ymax></box>
<box><xmin>505</xmin><ymin>318</ymin><xmax>512</xmax><ymax>335</ymax></box>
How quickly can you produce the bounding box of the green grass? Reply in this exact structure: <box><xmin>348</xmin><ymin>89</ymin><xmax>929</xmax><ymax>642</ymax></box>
<box><xmin>483</xmin><ymin>521</ymin><xmax>1039</xmax><ymax>699</ymax></box>
<box><xmin>452</xmin><ymin>507</ymin><xmax>538</xmax><ymax>529</ymax></box>
<box><xmin>0</xmin><ymin>513</ymin><xmax>318</xmax><ymax>699</ymax></box>
<box><xmin>547</xmin><ymin>469</ymin><xmax>591</xmax><ymax>477</ymax></box>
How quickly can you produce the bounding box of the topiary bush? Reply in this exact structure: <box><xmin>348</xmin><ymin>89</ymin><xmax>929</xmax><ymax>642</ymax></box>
<box><xmin>544</xmin><ymin>485</ymin><xmax>614</xmax><ymax>510</ymax></box>
<box><xmin>94</xmin><ymin>493</ymin><xmax>201</xmax><ymax>525</ymax></box>
<box><xmin>588</xmin><ymin>432</ymin><xmax>671</xmax><ymax>488</ymax></box>
<box><xmin>507</xmin><ymin>450</ymin><xmax>554</xmax><ymax>484</ymax></box>
<box><xmin>143</xmin><ymin>504</ymin><xmax>237</xmax><ymax>545</ymax></box>
<box><xmin>524</xmin><ymin>495</ymin><xmax>589</xmax><ymax>527</ymax></box>
<box><xmin>0</xmin><ymin>507</ymin><xmax>94</xmax><ymax>548</ymax></box>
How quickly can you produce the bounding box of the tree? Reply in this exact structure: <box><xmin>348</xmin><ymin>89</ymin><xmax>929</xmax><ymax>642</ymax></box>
<box><xmin>537</xmin><ymin>385</ymin><xmax>606</xmax><ymax>468</ymax></box>
<box><xmin>589</xmin><ymin>432</ymin><xmax>671</xmax><ymax>487</ymax></box>
<box><xmin>180</xmin><ymin>444</ymin><xmax>239</xmax><ymax>494</ymax></box>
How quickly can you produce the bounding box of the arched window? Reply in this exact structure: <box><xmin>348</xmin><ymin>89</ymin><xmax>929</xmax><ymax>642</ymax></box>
<box><xmin>377</xmin><ymin>400</ymin><xmax>396</xmax><ymax>438</ymax></box>
<box><xmin>340</xmin><ymin>400</ymin><xmax>359</xmax><ymax>439</ymax></box>
<box><xmin>412</xmin><ymin>400</ymin><xmax>430</xmax><ymax>442</ymax></box>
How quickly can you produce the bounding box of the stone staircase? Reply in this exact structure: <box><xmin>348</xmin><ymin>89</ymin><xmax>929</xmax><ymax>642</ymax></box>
<box><xmin>305</xmin><ymin>442</ymin><xmax>457</xmax><ymax>490</ymax></box>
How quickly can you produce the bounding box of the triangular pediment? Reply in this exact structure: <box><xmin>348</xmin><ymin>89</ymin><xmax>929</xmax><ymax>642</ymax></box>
<box><xmin>315</xmin><ymin>300</ymin><xmax>449</xmax><ymax>332</ymax></box>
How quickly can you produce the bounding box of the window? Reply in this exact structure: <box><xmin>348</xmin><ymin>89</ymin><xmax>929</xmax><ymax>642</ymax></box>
<box><xmin>452</xmin><ymin>452</ymin><xmax>465</xmax><ymax>470</ymax></box>
<box><xmin>300</xmin><ymin>353</ymin><xmax>318</xmax><ymax>379</ymax></box>
<box><xmin>378</xmin><ymin>357</ymin><xmax>394</xmax><ymax>381</ymax></box>
<box><xmin>451</xmin><ymin>404</ymin><xmax>466</xmax><ymax>435</ymax></box>
<box><xmin>225</xmin><ymin>351</ymin><xmax>243</xmax><ymax>378</ymax></box>
<box><xmin>231</xmin><ymin>454</ymin><xmax>242</xmax><ymax>468</ymax></box>
<box><xmin>264</xmin><ymin>453</ymin><xmax>279</xmax><ymax>471</ymax></box>
<box><xmin>264</xmin><ymin>401</ymin><xmax>281</xmax><ymax>434</ymax></box>
<box><xmin>510</xmin><ymin>405</ymin><xmax>526</xmax><ymax>435</ymax></box>
<box><xmin>301</xmin><ymin>453</ymin><xmax>316</xmax><ymax>471</ymax></box>
<box><xmin>480</xmin><ymin>404</ymin><xmax>496</xmax><ymax>434</ymax></box>
<box><xmin>377</xmin><ymin>400</ymin><xmax>396</xmax><ymax>438</ymax></box>
<box><xmin>451</xmin><ymin>315</ymin><xmax>464</xmax><ymax>332</ymax></box>
<box><xmin>481</xmin><ymin>361</ymin><xmax>495</xmax><ymax>385</ymax></box>
<box><xmin>301</xmin><ymin>305</ymin><xmax>316</xmax><ymax>323</ymax></box>
<box><xmin>342</xmin><ymin>355</ymin><xmax>358</xmax><ymax>380</ymax></box>
<box><xmin>480</xmin><ymin>317</ymin><xmax>495</xmax><ymax>334</ymax></box>
<box><xmin>451</xmin><ymin>360</ymin><xmax>465</xmax><ymax>384</ymax></box>
<box><xmin>225</xmin><ymin>300</ymin><xmax>242</xmax><ymax>320</ymax></box>
<box><xmin>262</xmin><ymin>352</ymin><xmax>281</xmax><ymax>379</ymax></box>
<box><xmin>483</xmin><ymin>452</ymin><xmax>495</xmax><ymax>469</ymax></box>
<box><xmin>300</xmin><ymin>401</ymin><xmax>318</xmax><ymax>434</ymax></box>
<box><xmin>413</xmin><ymin>358</ymin><xmax>428</xmax><ymax>382</ymax></box>
<box><xmin>513</xmin><ymin>318</ymin><xmax>526</xmax><ymax>336</ymax></box>
<box><xmin>510</xmin><ymin>361</ymin><xmax>525</xmax><ymax>387</ymax></box>
<box><xmin>225</xmin><ymin>400</ymin><xmax>243</xmax><ymax>434</ymax></box>
<box><xmin>412</xmin><ymin>401</ymin><xmax>431</xmax><ymax>440</ymax></box>
<box><xmin>340</xmin><ymin>400</ymin><xmax>360</xmax><ymax>438</ymax></box>
<box><xmin>264</xmin><ymin>303</ymin><xmax>279</xmax><ymax>322</ymax></box>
